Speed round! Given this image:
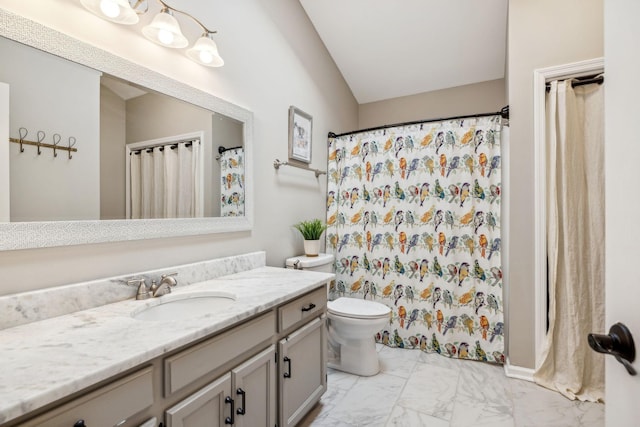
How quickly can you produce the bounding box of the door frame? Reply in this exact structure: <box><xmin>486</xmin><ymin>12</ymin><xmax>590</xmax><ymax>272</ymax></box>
<box><xmin>532</xmin><ymin>57</ymin><xmax>604</xmax><ymax>369</ymax></box>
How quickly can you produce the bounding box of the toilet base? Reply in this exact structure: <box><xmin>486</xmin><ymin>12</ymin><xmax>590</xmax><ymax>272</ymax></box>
<box><xmin>327</xmin><ymin>335</ymin><xmax>381</xmax><ymax>376</ymax></box>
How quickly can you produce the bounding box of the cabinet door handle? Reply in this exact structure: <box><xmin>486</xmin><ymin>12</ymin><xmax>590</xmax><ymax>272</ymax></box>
<box><xmin>301</xmin><ymin>303</ymin><xmax>316</xmax><ymax>312</ymax></box>
<box><xmin>73</xmin><ymin>421</ymin><xmax>87</xmax><ymax>427</ymax></box>
<box><xmin>224</xmin><ymin>396</ymin><xmax>235</xmax><ymax>425</ymax></box>
<box><xmin>236</xmin><ymin>387</ymin><xmax>246</xmax><ymax>415</ymax></box>
<box><xmin>283</xmin><ymin>356</ymin><xmax>292</xmax><ymax>378</ymax></box>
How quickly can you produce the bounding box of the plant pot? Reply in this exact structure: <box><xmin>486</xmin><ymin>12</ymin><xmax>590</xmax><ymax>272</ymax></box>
<box><xmin>303</xmin><ymin>239</ymin><xmax>321</xmax><ymax>257</ymax></box>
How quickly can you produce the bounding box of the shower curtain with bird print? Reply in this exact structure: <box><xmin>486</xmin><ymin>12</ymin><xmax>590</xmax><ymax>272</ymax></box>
<box><xmin>326</xmin><ymin>115</ymin><xmax>504</xmax><ymax>363</ymax></box>
<box><xmin>220</xmin><ymin>147</ymin><xmax>245</xmax><ymax>217</ymax></box>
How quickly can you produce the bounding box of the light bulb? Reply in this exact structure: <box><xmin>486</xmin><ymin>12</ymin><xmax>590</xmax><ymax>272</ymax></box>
<box><xmin>81</xmin><ymin>0</ymin><xmax>139</xmax><ymax>24</ymax></box>
<box><xmin>99</xmin><ymin>0</ymin><xmax>120</xmax><ymax>18</ymax></box>
<box><xmin>142</xmin><ymin>9</ymin><xmax>188</xmax><ymax>48</ymax></box>
<box><xmin>157</xmin><ymin>29</ymin><xmax>175</xmax><ymax>46</ymax></box>
<box><xmin>186</xmin><ymin>35</ymin><xmax>224</xmax><ymax>67</ymax></box>
<box><xmin>199</xmin><ymin>50</ymin><xmax>214</xmax><ymax>64</ymax></box>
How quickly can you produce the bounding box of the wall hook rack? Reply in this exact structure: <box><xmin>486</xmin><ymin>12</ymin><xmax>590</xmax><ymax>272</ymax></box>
<box><xmin>273</xmin><ymin>159</ymin><xmax>326</xmax><ymax>178</ymax></box>
<box><xmin>9</xmin><ymin>127</ymin><xmax>78</xmax><ymax>157</ymax></box>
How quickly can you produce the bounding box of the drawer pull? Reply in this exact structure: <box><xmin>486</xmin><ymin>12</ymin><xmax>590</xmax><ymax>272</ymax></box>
<box><xmin>224</xmin><ymin>396</ymin><xmax>235</xmax><ymax>425</ymax></box>
<box><xmin>73</xmin><ymin>421</ymin><xmax>87</xmax><ymax>427</ymax></box>
<box><xmin>237</xmin><ymin>388</ymin><xmax>246</xmax><ymax>415</ymax></box>
<box><xmin>301</xmin><ymin>303</ymin><xmax>316</xmax><ymax>312</ymax></box>
<box><xmin>283</xmin><ymin>356</ymin><xmax>292</xmax><ymax>378</ymax></box>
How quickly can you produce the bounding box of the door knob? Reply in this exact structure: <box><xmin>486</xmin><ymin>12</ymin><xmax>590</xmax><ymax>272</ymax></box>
<box><xmin>588</xmin><ymin>322</ymin><xmax>636</xmax><ymax>376</ymax></box>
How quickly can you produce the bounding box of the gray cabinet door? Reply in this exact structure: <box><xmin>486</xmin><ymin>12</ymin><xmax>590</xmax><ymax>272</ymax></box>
<box><xmin>165</xmin><ymin>373</ymin><xmax>232</xmax><ymax>427</ymax></box>
<box><xmin>231</xmin><ymin>345</ymin><xmax>277</xmax><ymax>427</ymax></box>
<box><xmin>279</xmin><ymin>317</ymin><xmax>327</xmax><ymax>427</ymax></box>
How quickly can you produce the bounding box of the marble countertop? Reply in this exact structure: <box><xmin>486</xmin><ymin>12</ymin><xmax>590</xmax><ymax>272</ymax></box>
<box><xmin>0</xmin><ymin>266</ymin><xmax>334</xmax><ymax>425</ymax></box>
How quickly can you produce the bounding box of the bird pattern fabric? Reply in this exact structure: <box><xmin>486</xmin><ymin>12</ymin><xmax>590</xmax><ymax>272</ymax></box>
<box><xmin>326</xmin><ymin>115</ymin><xmax>504</xmax><ymax>363</ymax></box>
<box><xmin>220</xmin><ymin>148</ymin><xmax>245</xmax><ymax>217</ymax></box>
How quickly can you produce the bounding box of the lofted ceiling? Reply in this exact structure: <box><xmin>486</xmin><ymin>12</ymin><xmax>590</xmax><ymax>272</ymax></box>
<box><xmin>299</xmin><ymin>0</ymin><xmax>508</xmax><ymax>104</ymax></box>
<box><xmin>101</xmin><ymin>75</ymin><xmax>147</xmax><ymax>100</ymax></box>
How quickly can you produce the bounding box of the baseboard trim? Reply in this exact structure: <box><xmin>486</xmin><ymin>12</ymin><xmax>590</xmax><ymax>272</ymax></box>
<box><xmin>504</xmin><ymin>357</ymin><xmax>535</xmax><ymax>382</ymax></box>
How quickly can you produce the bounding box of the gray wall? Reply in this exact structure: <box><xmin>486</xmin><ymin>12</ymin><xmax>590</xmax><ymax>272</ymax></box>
<box><xmin>0</xmin><ymin>0</ymin><xmax>358</xmax><ymax>295</ymax></box>
<box><xmin>507</xmin><ymin>0</ymin><xmax>603</xmax><ymax>368</ymax></box>
<box><xmin>100</xmin><ymin>85</ymin><xmax>126</xmax><ymax>220</ymax></box>
<box><xmin>0</xmin><ymin>37</ymin><xmax>101</xmax><ymax>221</ymax></box>
<box><xmin>359</xmin><ymin>79</ymin><xmax>506</xmax><ymax>129</ymax></box>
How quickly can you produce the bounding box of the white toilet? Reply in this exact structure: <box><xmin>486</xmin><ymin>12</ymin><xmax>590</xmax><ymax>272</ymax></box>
<box><xmin>285</xmin><ymin>254</ymin><xmax>391</xmax><ymax>376</ymax></box>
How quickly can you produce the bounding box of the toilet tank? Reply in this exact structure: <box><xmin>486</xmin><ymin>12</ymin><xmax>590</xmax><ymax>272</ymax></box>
<box><xmin>285</xmin><ymin>253</ymin><xmax>334</xmax><ymax>273</ymax></box>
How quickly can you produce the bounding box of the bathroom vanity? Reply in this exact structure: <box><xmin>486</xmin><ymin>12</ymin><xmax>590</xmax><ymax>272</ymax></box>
<box><xmin>0</xmin><ymin>253</ymin><xmax>332</xmax><ymax>427</ymax></box>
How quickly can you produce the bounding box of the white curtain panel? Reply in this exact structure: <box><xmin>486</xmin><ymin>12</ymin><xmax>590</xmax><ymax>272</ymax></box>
<box><xmin>177</xmin><ymin>143</ymin><xmax>193</xmax><ymax>218</ymax></box>
<box><xmin>192</xmin><ymin>141</ymin><xmax>203</xmax><ymax>217</ymax></box>
<box><xmin>130</xmin><ymin>151</ymin><xmax>141</xmax><ymax>219</ymax></box>
<box><xmin>152</xmin><ymin>146</ymin><xmax>164</xmax><ymax>218</ymax></box>
<box><xmin>129</xmin><ymin>140</ymin><xmax>201</xmax><ymax>219</ymax></box>
<box><xmin>534</xmin><ymin>80</ymin><xmax>605</xmax><ymax>402</ymax></box>
<box><xmin>140</xmin><ymin>149</ymin><xmax>153</xmax><ymax>219</ymax></box>
<box><xmin>163</xmin><ymin>144</ymin><xmax>178</xmax><ymax>218</ymax></box>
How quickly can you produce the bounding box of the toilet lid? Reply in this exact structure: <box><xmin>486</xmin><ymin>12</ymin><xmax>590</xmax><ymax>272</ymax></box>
<box><xmin>327</xmin><ymin>297</ymin><xmax>391</xmax><ymax>319</ymax></box>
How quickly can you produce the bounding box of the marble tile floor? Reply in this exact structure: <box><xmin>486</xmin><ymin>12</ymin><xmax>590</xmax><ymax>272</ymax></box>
<box><xmin>299</xmin><ymin>345</ymin><xmax>604</xmax><ymax>427</ymax></box>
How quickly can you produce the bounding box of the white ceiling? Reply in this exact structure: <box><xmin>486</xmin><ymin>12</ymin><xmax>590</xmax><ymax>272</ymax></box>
<box><xmin>299</xmin><ymin>0</ymin><xmax>508</xmax><ymax>104</ymax></box>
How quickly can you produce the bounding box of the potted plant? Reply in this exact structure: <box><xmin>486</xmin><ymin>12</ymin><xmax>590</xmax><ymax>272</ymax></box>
<box><xmin>293</xmin><ymin>218</ymin><xmax>327</xmax><ymax>257</ymax></box>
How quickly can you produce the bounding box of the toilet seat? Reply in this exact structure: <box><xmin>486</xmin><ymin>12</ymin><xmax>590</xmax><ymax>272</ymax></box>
<box><xmin>327</xmin><ymin>297</ymin><xmax>390</xmax><ymax>319</ymax></box>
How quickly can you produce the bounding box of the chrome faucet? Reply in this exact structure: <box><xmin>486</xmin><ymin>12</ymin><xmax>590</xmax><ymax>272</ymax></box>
<box><xmin>150</xmin><ymin>272</ymin><xmax>178</xmax><ymax>297</ymax></box>
<box><xmin>128</xmin><ymin>278</ymin><xmax>150</xmax><ymax>300</ymax></box>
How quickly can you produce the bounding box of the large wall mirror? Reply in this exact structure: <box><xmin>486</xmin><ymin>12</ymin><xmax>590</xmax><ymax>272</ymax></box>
<box><xmin>0</xmin><ymin>8</ymin><xmax>253</xmax><ymax>250</ymax></box>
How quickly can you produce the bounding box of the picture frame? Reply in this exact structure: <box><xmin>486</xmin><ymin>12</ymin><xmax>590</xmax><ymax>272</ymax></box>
<box><xmin>288</xmin><ymin>106</ymin><xmax>313</xmax><ymax>164</ymax></box>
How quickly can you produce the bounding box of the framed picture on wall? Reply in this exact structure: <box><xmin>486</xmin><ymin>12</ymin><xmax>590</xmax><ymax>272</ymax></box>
<box><xmin>288</xmin><ymin>106</ymin><xmax>313</xmax><ymax>164</ymax></box>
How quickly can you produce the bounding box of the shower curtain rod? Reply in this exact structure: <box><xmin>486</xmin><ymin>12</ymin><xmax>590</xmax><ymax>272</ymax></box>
<box><xmin>130</xmin><ymin>138</ymin><xmax>200</xmax><ymax>155</ymax></box>
<box><xmin>328</xmin><ymin>106</ymin><xmax>509</xmax><ymax>139</ymax></box>
<box><xmin>218</xmin><ymin>145</ymin><xmax>243</xmax><ymax>154</ymax></box>
<box><xmin>545</xmin><ymin>73</ymin><xmax>604</xmax><ymax>91</ymax></box>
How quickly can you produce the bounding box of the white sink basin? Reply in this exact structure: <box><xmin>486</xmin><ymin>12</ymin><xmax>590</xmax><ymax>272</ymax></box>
<box><xmin>131</xmin><ymin>291</ymin><xmax>236</xmax><ymax>321</ymax></box>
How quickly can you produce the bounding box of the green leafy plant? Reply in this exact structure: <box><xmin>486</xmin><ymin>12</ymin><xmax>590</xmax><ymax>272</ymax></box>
<box><xmin>293</xmin><ymin>219</ymin><xmax>327</xmax><ymax>240</ymax></box>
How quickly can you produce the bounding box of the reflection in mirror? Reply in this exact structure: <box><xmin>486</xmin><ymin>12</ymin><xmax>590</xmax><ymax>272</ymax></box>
<box><xmin>218</xmin><ymin>146</ymin><xmax>245</xmax><ymax>217</ymax></box>
<box><xmin>0</xmin><ymin>36</ymin><xmax>244</xmax><ymax>222</ymax></box>
<box><xmin>0</xmin><ymin>8</ymin><xmax>253</xmax><ymax>250</ymax></box>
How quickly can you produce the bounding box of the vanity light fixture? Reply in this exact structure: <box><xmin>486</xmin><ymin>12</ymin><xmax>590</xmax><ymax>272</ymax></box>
<box><xmin>80</xmin><ymin>0</ymin><xmax>224</xmax><ymax>67</ymax></box>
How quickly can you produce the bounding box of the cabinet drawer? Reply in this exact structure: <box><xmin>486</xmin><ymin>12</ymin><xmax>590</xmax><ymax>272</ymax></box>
<box><xmin>278</xmin><ymin>286</ymin><xmax>326</xmax><ymax>332</ymax></box>
<box><xmin>22</xmin><ymin>367</ymin><xmax>154</xmax><ymax>427</ymax></box>
<box><xmin>164</xmin><ymin>311</ymin><xmax>276</xmax><ymax>396</ymax></box>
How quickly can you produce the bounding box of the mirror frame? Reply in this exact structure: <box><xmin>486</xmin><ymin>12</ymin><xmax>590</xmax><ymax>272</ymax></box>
<box><xmin>0</xmin><ymin>8</ymin><xmax>253</xmax><ymax>250</ymax></box>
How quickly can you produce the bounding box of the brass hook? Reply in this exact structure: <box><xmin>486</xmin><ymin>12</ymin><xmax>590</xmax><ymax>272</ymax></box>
<box><xmin>68</xmin><ymin>136</ymin><xmax>76</xmax><ymax>159</ymax></box>
<box><xmin>52</xmin><ymin>133</ymin><xmax>61</xmax><ymax>158</ymax></box>
<box><xmin>36</xmin><ymin>130</ymin><xmax>45</xmax><ymax>155</ymax></box>
<box><xmin>18</xmin><ymin>127</ymin><xmax>27</xmax><ymax>153</ymax></box>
